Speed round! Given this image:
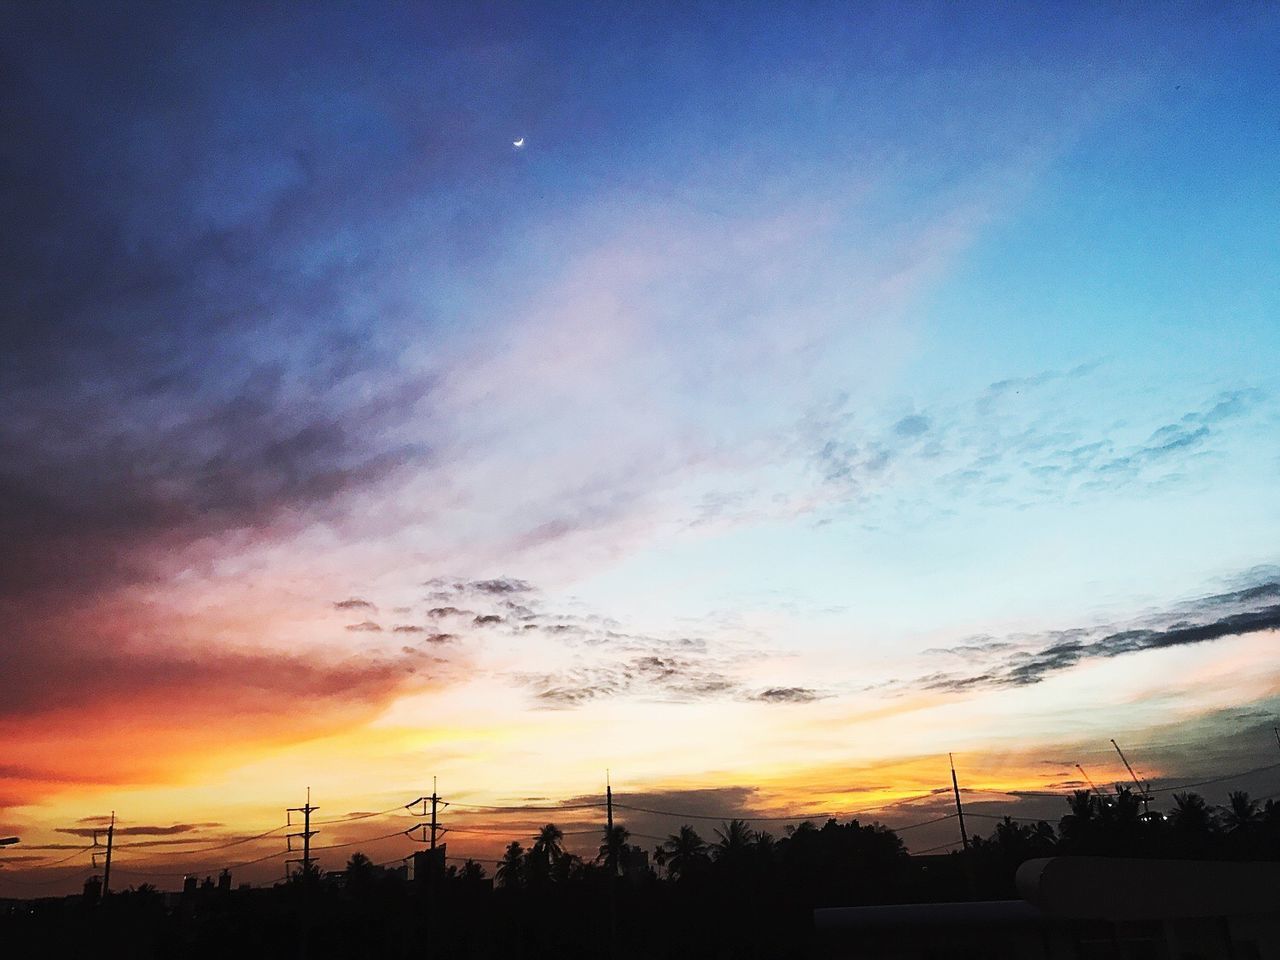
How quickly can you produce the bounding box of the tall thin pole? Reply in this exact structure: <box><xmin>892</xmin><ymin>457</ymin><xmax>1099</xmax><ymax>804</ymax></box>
<box><xmin>287</xmin><ymin>787</ymin><xmax>319</xmax><ymax>879</ymax></box>
<box><xmin>303</xmin><ymin>788</ymin><xmax>312</xmax><ymax>873</ymax></box>
<box><xmin>430</xmin><ymin>776</ymin><xmax>439</xmax><ymax>851</ymax></box>
<box><xmin>949</xmin><ymin>754</ymin><xmax>976</xmax><ymax>900</ymax></box>
<box><xmin>607</xmin><ymin>771</ymin><xmax>617</xmax><ymax>959</ymax></box>
<box><xmin>102</xmin><ymin>811</ymin><xmax>115</xmax><ymax>897</ymax></box>
<box><xmin>949</xmin><ymin>754</ymin><xmax>969</xmax><ymax>850</ymax></box>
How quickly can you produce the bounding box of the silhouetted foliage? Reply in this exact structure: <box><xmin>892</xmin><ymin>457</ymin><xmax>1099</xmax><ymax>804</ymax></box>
<box><xmin>5</xmin><ymin>788</ymin><xmax>1280</xmax><ymax>958</ymax></box>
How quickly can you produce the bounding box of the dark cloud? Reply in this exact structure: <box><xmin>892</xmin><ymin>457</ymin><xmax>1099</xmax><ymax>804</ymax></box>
<box><xmin>749</xmin><ymin>686</ymin><xmax>824</xmax><ymax>704</ymax></box>
<box><xmin>472</xmin><ymin>614</ymin><xmax>504</xmax><ymax>626</ymax></box>
<box><xmin>919</xmin><ymin>578</ymin><xmax>1280</xmax><ymax>693</ymax></box>
<box><xmin>517</xmin><ymin>654</ymin><xmax>751</xmax><ymax>708</ymax></box>
<box><xmin>57</xmin><ymin>822</ymin><xmax>218</xmax><ymax>838</ymax></box>
<box><xmin>392</xmin><ymin>624</ymin><xmax>424</xmax><ymax>633</ymax></box>
<box><xmin>425</xmin><ymin>633</ymin><xmax>456</xmax><ymax>644</ymax></box>
<box><xmin>345</xmin><ymin>620</ymin><xmax>383</xmax><ymax>632</ymax></box>
<box><xmin>0</xmin><ymin>633</ymin><xmax>429</xmax><ymax>723</ymax></box>
<box><xmin>334</xmin><ymin>598</ymin><xmax>375</xmax><ymax>611</ymax></box>
<box><xmin>469</xmin><ymin>578</ymin><xmax>533</xmax><ymax>595</ymax></box>
<box><xmin>427</xmin><ymin>606</ymin><xmax>471</xmax><ymax>619</ymax></box>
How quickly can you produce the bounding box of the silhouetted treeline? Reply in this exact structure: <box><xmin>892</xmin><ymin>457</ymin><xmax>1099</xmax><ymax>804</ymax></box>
<box><xmin>3</xmin><ymin>788</ymin><xmax>1278</xmax><ymax>959</ymax></box>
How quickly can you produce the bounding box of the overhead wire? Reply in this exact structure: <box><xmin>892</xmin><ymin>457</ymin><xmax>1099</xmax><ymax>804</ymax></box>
<box><xmin>115</xmin><ymin>824</ymin><xmax>289</xmax><ymax>854</ymax></box>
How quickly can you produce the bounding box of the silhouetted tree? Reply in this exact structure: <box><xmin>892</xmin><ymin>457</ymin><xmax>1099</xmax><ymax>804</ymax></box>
<box><xmin>1224</xmin><ymin>790</ymin><xmax>1261</xmax><ymax>832</ymax></box>
<box><xmin>345</xmin><ymin>851</ymin><xmax>376</xmax><ymax>886</ymax></box>
<box><xmin>459</xmin><ymin>859</ymin><xmax>487</xmax><ymax>882</ymax></box>
<box><xmin>599</xmin><ymin>824</ymin><xmax>630</xmax><ymax>876</ymax></box>
<box><xmin>657</xmin><ymin>825</ymin><xmax>708</xmax><ymax>880</ymax></box>
<box><xmin>712</xmin><ymin>819</ymin><xmax>755</xmax><ymax>863</ymax></box>
<box><xmin>496</xmin><ymin>841</ymin><xmax>525</xmax><ymax>889</ymax></box>
<box><xmin>528</xmin><ymin>823</ymin><xmax>566</xmax><ymax>885</ymax></box>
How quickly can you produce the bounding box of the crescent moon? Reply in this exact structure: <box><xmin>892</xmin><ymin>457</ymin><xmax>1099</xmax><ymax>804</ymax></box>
<box><xmin>513</xmin><ymin>137</ymin><xmax>525</xmax><ymax>148</ymax></box>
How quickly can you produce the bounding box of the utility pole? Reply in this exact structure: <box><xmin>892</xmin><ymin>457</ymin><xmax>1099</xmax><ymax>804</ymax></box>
<box><xmin>949</xmin><ymin>754</ymin><xmax>976</xmax><ymax>900</ymax></box>
<box><xmin>1273</xmin><ymin>726</ymin><xmax>1280</xmax><ymax>753</ymax></box>
<box><xmin>406</xmin><ymin>780</ymin><xmax>448</xmax><ymax>853</ymax></box>
<box><xmin>949</xmin><ymin>754</ymin><xmax>969</xmax><ymax>850</ymax></box>
<box><xmin>606</xmin><ymin>771</ymin><xmax>617</xmax><ymax>959</ymax></box>
<box><xmin>287</xmin><ymin>788</ymin><xmax>318</xmax><ymax>880</ymax></box>
<box><xmin>430</xmin><ymin>777</ymin><xmax>441</xmax><ymax>850</ymax></box>
<box><xmin>95</xmin><ymin>812</ymin><xmax>115</xmax><ymax>897</ymax></box>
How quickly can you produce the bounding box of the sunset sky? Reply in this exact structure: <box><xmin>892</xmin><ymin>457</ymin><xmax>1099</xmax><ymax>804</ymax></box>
<box><xmin>3</xmin><ymin>3</ymin><xmax>1279</xmax><ymax>891</ymax></box>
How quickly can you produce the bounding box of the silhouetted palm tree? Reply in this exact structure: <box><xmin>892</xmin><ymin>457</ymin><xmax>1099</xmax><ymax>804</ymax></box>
<box><xmin>713</xmin><ymin>819</ymin><xmax>755</xmax><ymax>862</ymax></box>
<box><xmin>531</xmin><ymin>823</ymin><xmax>564</xmax><ymax>866</ymax></box>
<box><xmin>496</xmin><ymin>841</ymin><xmax>526</xmax><ymax>889</ymax></box>
<box><xmin>345</xmin><ymin>851</ymin><xmax>375</xmax><ymax>882</ymax></box>
<box><xmin>459</xmin><ymin>859</ymin><xmax>487</xmax><ymax>882</ymax></box>
<box><xmin>599</xmin><ymin>824</ymin><xmax>630</xmax><ymax>875</ymax></box>
<box><xmin>1224</xmin><ymin>791</ymin><xmax>1261</xmax><ymax>832</ymax></box>
<box><xmin>1170</xmin><ymin>792</ymin><xmax>1217</xmax><ymax>834</ymax></box>
<box><xmin>658</xmin><ymin>825</ymin><xmax>708</xmax><ymax>880</ymax></box>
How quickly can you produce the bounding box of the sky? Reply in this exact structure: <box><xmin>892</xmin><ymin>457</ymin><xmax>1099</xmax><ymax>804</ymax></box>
<box><xmin>2</xmin><ymin>2</ymin><xmax>1279</xmax><ymax>890</ymax></box>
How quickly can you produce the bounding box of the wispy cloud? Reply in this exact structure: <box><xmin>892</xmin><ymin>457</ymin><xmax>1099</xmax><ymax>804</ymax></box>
<box><xmin>916</xmin><ymin>574</ymin><xmax>1280</xmax><ymax>693</ymax></box>
<box><xmin>806</xmin><ymin>369</ymin><xmax>1268</xmax><ymax>518</ymax></box>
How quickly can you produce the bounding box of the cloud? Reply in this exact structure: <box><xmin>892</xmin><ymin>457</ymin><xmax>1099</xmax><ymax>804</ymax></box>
<box><xmin>0</xmin><ymin>603</ymin><xmax>439</xmax><ymax>809</ymax></box>
<box><xmin>57</xmin><ymin>822</ymin><xmax>218</xmax><ymax>838</ymax></box>
<box><xmin>805</xmin><ymin>372</ymin><xmax>1269</xmax><ymax>519</ymax></box>
<box><xmin>469</xmin><ymin>578</ymin><xmax>533</xmax><ymax>595</ymax></box>
<box><xmin>748</xmin><ymin>687</ymin><xmax>825</xmax><ymax>704</ymax></box>
<box><xmin>345</xmin><ymin>620</ymin><xmax>383</xmax><ymax>632</ymax></box>
<box><xmin>472</xmin><ymin>614</ymin><xmax>504</xmax><ymax>626</ymax></box>
<box><xmin>518</xmin><ymin>654</ymin><xmax>751</xmax><ymax>709</ymax></box>
<box><xmin>893</xmin><ymin>415</ymin><xmax>930</xmax><ymax>438</ymax></box>
<box><xmin>427</xmin><ymin>607</ymin><xmax>472</xmax><ymax>619</ymax></box>
<box><xmin>918</xmin><ymin>576</ymin><xmax>1280</xmax><ymax>693</ymax></box>
<box><xmin>334</xmin><ymin>598</ymin><xmax>375</xmax><ymax>611</ymax></box>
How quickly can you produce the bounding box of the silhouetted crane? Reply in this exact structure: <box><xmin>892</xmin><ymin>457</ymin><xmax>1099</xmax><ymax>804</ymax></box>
<box><xmin>1111</xmin><ymin>738</ymin><xmax>1153</xmax><ymax>816</ymax></box>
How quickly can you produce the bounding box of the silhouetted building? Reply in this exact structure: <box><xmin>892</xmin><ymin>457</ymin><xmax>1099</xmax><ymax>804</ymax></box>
<box><xmin>816</xmin><ymin>857</ymin><xmax>1280</xmax><ymax>959</ymax></box>
<box><xmin>412</xmin><ymin>846</ymin><xmax>446</xmax><ymax>883</ymax></box>
<box><xmin>81</xmin><ymin>875</ymin><xmax>101</xmax><ymax>907</ymax></box>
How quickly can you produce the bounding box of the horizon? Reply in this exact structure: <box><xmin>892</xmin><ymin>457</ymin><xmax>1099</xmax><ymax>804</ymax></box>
<box><xmin>2</xmin><ymin>2</ymin><xmax>1279</xmax><ymax>897</ymax></box>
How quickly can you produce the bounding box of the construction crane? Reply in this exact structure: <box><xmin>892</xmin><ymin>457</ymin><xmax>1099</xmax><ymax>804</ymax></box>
<box><xmin>1111</xmin><ymin>738</ymin><xmax>1153</xmax><ymax>816</ymax></box>
<box><xmin>1075</xmin><ymin>763</ymin><xmax>1104</xmax><ymax>798</ymax></box>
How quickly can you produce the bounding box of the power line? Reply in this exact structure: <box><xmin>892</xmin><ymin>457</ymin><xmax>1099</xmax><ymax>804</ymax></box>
<box><xmin>315</xmin><ymin>805</ymin><xmax>410</xmax><ymax>826</ymax></box>
<box><xmin>109</xmin><ymin>846</ymin><xmax>292</xmax><ymax>878</ymax></box>
<box><xmin>24</xmin><ymin>844</ymin><xmax>95</xmax><ymax>867</ymax></box>
<box><xmin>613</xmin><ymin>800</ymin><xmax>903</xmax><ymax>823</ymax></box>
<box><xmin>965</xmin><ymin>812</ymin><xmax>1050</xmax><ymax>823</ymax></box>
<box><xmin>446</xmin><ymin>801</ymin><xmax>605</xmax><ymax>812</ymax></box>
<box><xmin>116</xmin><ymin>825</ymin><xmax>288</xmax><ymax>854</ymax></box>
<box><xmin>309</xmin><ymin>828</ymin><xmax>412</xmax><ymax>853</ymax></box>
<box><xmin>913</xmin><ymin>841</ymin><xmax>961</xmax><ymax>855</ymax></box>
<box><xmin>1146</xmin><ymin>760</ymin><xmax>1280</xmax><ymax>795</ymax></box>
<box><xmin>892</xmin><ymin>813</ymin><xmax>958</xmax><ymax>832</ymax></box>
